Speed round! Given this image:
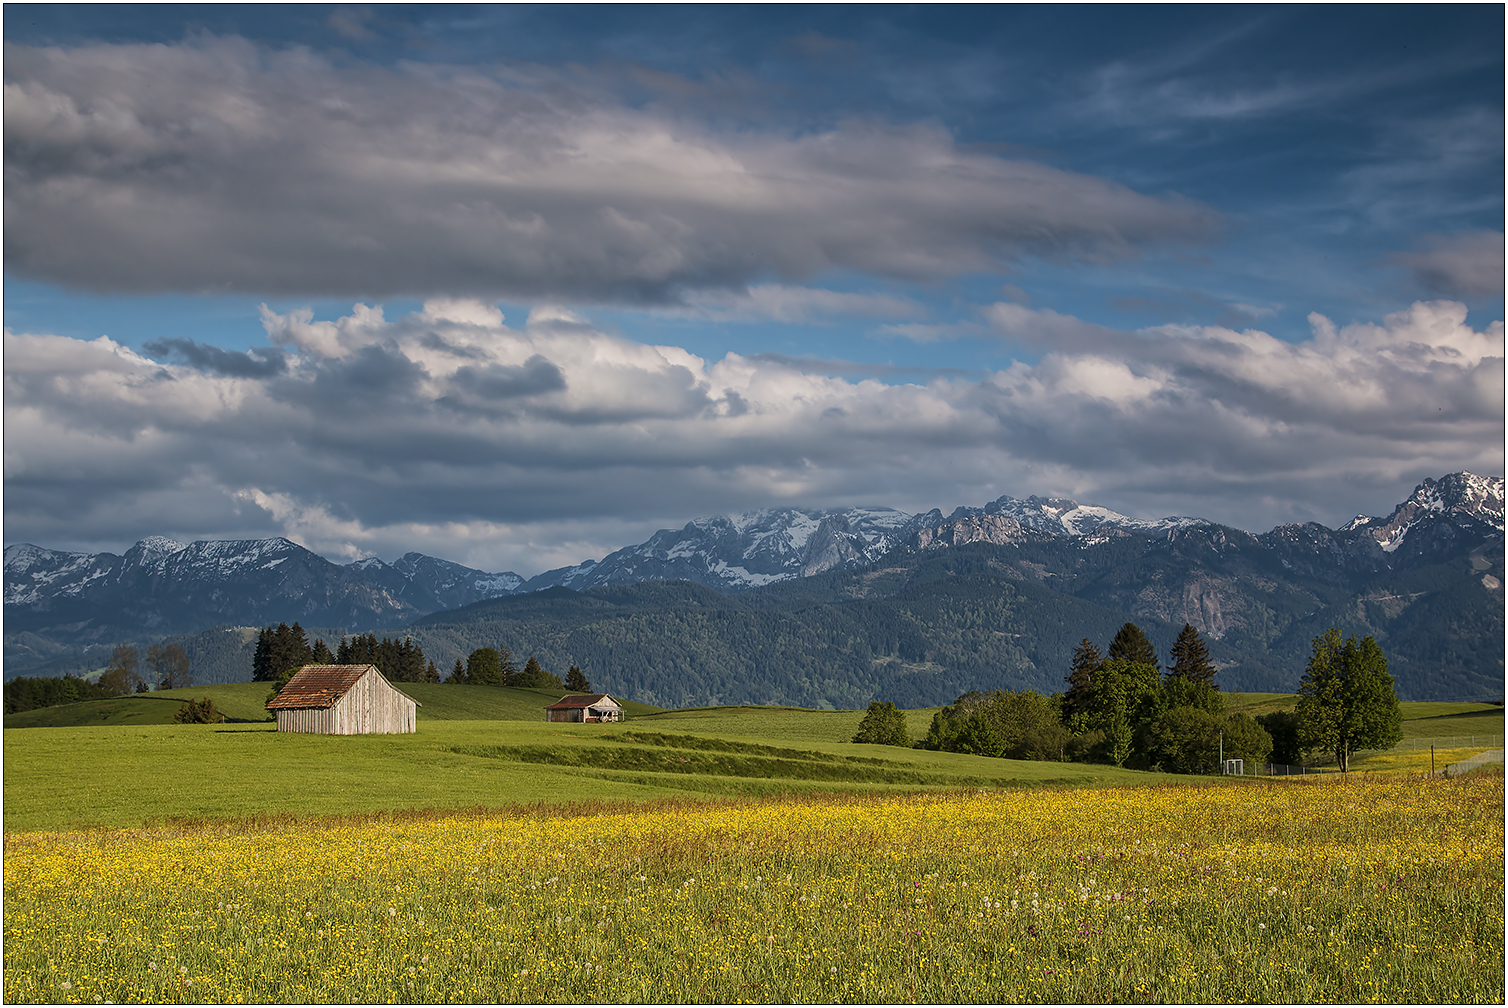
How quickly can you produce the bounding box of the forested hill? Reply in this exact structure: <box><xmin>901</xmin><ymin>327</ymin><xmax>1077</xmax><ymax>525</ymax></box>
<box><xmin>408</xmin><ymin>550</ymin><xmax>1188</xmax><ymax>709</ymax></box>
<box><xmin>407</xmin><ymin>527</ymin><xmax>1503</xmax><ymax>708</ymax></box>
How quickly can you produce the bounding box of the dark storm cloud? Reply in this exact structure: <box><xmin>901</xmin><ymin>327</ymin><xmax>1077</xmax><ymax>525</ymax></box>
<box><xmin>141</xmin><ymin>338</ymin><xmax>288</xmax><ymax>377</ymax></box>
<box><xmin>3</xmin><ymin>37</ymin><xmax>1215</xmax><ymax>304</ymax></box>
<box><xmin>449</xmin><ymin>356</ymin><xmax>568</xmax><ymax>401</ymax></box>
<box><xmin>1390</xmin><ymin>231</ymin><xmax>1506</xmax><ymax>298</ymax></box>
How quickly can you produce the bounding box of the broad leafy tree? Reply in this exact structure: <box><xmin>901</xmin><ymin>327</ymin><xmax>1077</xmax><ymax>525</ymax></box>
<box><xmin>98</xmin><ymin>643</ymin><xmax>143</xmax><ymax>697</ymax></box>
<box><xmin>926</xmin><ymin>690</ymin><xmax>1068</xmax><ymax>760</ymax></box>
<box><xmin>1296</xmin><ymin>629</ymin><xmax>1402</xmax><ymax>771</ymax></box>
<box><xmin>852</xmin><ymin>700</ymin><xmax>911</xmax><ymax>746</ymax></box>
<box><xmin>1063</xmin><ymin>658</ymin><xmax>1162</xmax><ymax>766</ymax></box>
<box><xmin>466</xmin><ymin>647</ymin><xmax>506</xmax><ymax>686</ymax></box>
<box><xmin>146</xmin><ymin>642</ymin><xmax>192</xmax><ymax>690</ymax></box>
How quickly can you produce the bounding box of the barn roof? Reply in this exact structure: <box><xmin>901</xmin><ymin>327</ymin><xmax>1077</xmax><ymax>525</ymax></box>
<box><xmin>544</xmin><ymin>693</ymin><xmax>618</xmax><ymax>710</ymax></box>
<box><xmin>266</xmin><ymin>664</ymin><xmax>421</xmax><ymax>710</ymax></box>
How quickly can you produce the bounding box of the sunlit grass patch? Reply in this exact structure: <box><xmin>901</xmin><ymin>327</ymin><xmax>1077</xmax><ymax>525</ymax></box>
<box><xmin>5</xmin><ymin>773</ymin><xmax>1501</xmax><ymax>1004</ymax></box>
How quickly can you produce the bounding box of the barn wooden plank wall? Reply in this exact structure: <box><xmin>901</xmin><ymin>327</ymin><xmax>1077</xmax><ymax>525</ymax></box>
<box><xmin>275</xmin><ymin>669</ymin><xmax>417</xmax><ymax>734</ymax></box>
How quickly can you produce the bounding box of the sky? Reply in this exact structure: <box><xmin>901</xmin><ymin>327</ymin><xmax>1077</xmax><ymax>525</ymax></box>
<box><xmin>4</xmin><ymin>4</ymin><xmax>1504</xmax><ymax>576</ymax></box>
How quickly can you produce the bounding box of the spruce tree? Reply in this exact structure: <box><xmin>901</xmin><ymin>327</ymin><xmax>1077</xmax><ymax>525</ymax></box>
<box><xmin>252</xmin><ymin>627</ymin><xmax>275</xmax><ymax>681</ymax></box>
<box><xmin>1167</xmin><ymin>623</ymin><xmax>1217</xmax><ymax>685</ymax></box>
<box><xmin>517</xmin><ymin>657</ymin><xmax>560</xmax><ymax>688</ymax></box>
<box><xmin>565</xmin><ymin>665</ymin><xmax>591</xmax><ymax>692</ymax></box>
<box><xmin>311</xmin><ymin>638</ymin><xmax>335</xmax><ymax>664</ymax></box>
<box><xmin>1108</xmin><ymin>623</ymin><xmax>1159</xmax><ymax>669</ymax></box>
<box><xmin>1063</xmin><ymin>638</ymin><xmax>1103</xmax><ymax>722</ymax></box>
<box><xmin>424</xmin><ymin>660</ymin><xmax>441</xmax><ymax>683</ymax></box>
<box><xmin>446</xmin><ymin>659</ymin><xmax>467</xmax><ymax>684</ymax></box>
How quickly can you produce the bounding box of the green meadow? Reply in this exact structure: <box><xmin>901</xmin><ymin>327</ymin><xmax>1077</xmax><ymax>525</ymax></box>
<box><xmin>3</xmin><ymin>683</ymin><xmax>1501</xmax><ymax>834</ymax></box>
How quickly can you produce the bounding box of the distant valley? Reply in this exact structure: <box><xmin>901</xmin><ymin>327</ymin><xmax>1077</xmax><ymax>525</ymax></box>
<box><xmin>6</xmin><ymin>472</ymin><xmax>1502</xmax><ymax>705</ymax></box>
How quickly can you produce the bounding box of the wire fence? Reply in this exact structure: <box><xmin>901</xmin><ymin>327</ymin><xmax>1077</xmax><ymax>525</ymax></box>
<box><xmin>1395</xmin><ymin>735</ymin><xmax>1505</xmax><ymax>750</ymax></box>
<box><xmin>1443</xmin><ymin>749</ymin><xmax>1505</xmax><ymax>776</ymax></box>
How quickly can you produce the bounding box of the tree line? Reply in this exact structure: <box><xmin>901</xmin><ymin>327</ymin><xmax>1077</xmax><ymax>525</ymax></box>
<box><xmin>4</xmin><ymin>641</ymin><xmax>194</xmax><ymax>714</ymax></box>
<box><xmin>854</xmin><ymin>621</ymin><xmax>1401</xmax><ymax>774</ymax></box>
<box><xmin>252</xmin><ymin>624</ymin><xmax>592</xmax><ymax>694</ymax></box>
<box><xmin>442</xmin><ymin>645</ymin><xmax>591</xmax><ymax>692</ymax></box>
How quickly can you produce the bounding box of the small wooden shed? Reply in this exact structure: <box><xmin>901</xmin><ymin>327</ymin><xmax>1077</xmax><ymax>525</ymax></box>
<box><xmin>266</xmin><ymin>664</ymin><xmax>419</xmax><ymax>734</ymax></box>
<box><xmin>544</xmin><ymin>693</ymin><xmax>623</xmax><ymax>723</ymax></box>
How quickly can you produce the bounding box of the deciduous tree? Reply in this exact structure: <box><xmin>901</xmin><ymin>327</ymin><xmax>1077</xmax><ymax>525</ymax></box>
<box><xmin>1296</xmin><ymin>629</ymin><xmax>1402</xmax><ymax>772</ymax></box>
<box><xmin>467</xmin><ymin>647</ymin><xmax>505</xmax><ymax>686</ymax></box>
<box><xmin>98</xmin><ymin>643</ymin><xmax>143</xmax><ymax>697</ymax></box>
<box><xmin>850</xmin><ymin>700</ymin><xmax>908</xmax><ymax>746</ymax></box>
<box><xmin>146</xmin><ymin>642</ymin><xmax>192</xmax><ymax>690</ymax></box>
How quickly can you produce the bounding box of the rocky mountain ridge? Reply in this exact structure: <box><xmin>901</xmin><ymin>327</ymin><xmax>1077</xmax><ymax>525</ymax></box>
<box><xmin>5</xmin><ymin>472</ymin><xmax>1502</xmax><ymax>691</ymax></box>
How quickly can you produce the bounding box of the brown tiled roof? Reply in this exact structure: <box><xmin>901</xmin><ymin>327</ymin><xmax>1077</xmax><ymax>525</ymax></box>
<box><xmin>544</xmin><ymin>693</ymin><xmax>617</xmax><ymax>710</ymax></box>
<box><xmin>266</xmin><ymin>664</ymin><xmax>416</xmax><ymax>710</ymax></box>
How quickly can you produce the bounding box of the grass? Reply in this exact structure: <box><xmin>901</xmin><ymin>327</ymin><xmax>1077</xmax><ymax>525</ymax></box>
<box><xmin>2</xmin><ymin>719</ymin><xmax>1186</xmax><ymax>834</ymax></box>
<box><xmin>5</xmin><ymin>775</ymin><xmax>1501</xmax><ymax>1004</ymax></box>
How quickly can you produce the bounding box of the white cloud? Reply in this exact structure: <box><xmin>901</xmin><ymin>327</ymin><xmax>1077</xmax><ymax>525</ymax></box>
<box><xmin>4</xmin><ymin>299</ymin><xmax>1500</xmax><ymax>571</ymax></box>
<box><xmin>4</xmin><ymin>37</ymin><xmax>1214</xmax><ymax>304</ymax></box>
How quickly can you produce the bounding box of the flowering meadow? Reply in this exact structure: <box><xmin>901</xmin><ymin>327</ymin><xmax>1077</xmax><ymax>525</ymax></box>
<box><xmin>5</xmin><ymin>774</ymin><xmax>1502</xmax><ymax>1004</ymax></box>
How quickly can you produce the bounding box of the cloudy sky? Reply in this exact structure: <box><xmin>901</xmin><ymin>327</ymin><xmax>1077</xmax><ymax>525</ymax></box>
<box><xmin>5</xmin><ymin>5</ymin><xmax>1503</xmax><ymax>576</ymax></box>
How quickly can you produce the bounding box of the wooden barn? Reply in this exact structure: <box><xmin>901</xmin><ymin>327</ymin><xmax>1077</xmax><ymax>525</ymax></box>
<box><xmin>266</xmin><ymin>664</ymin><xmax>419</xmax><ymax>734</ymax></box>
<box><xmin>544</xmin><ymin>693</ymin><xmax>623</xmax><ymax>723</ymax></box>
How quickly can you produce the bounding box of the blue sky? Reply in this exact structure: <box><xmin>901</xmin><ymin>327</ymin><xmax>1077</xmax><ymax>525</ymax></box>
<box><xmin>5</xmin><ymin>5</ymin><xmax>1503</xmax><ymax>574</ymax></box>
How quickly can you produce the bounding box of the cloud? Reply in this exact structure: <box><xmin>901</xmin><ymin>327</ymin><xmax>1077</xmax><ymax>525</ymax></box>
<box><xmin>141</xmin><ymin>338</ymin><xmax>289</xmax><ymax>377</ymax></box>
<box><xmin>1390</xmin><ymin>231</ymin><xmax>1505</xmax><ymax>297</ymax></box>
<box><xmin>4</xmin><ymin>298</ymin><xmax>1500</xmax><ymax>572</ymax></box>
<box><xmin>661</xmin><ymin>284</ymin><xmax>927</xmax><ymax>323</ymax></box>
<box><xmin>3</xmin><ymin>36</ymin><xmax>1215</xmax><ymax>304</ymax></box>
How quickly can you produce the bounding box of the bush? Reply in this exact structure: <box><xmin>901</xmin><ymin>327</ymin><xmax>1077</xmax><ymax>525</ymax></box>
<box><xmin>852</xmin><ymin>701</ymin><xmax>911</xmax><ymax>747</ymax></box>
<box><xmin>174</xmin><ymin>697</ymin><xmax>223</xmax><ymax>724</ymax></box>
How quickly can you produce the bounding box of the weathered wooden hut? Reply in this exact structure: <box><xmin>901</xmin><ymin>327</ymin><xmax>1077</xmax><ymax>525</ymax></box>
<box><xmin>544</xmin><ymin>693</ymin><xmax>623</xmax><ymax>723</ymax></box>
<box><xmin>266</xmin><ymin>664</ymin><xmax>419</xmax><ymax>734</ymax></box>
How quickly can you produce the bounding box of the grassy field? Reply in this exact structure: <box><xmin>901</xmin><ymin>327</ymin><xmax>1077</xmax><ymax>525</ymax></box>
<box><xmin>5</xmin><ymin>775</ymin><xmax>1500</xmax><ymax>1004</ymax></box>
<box><xmin>3</xmin><ymin>718</ymin><xmax>1186</xmax><ymax>834</ymax></box>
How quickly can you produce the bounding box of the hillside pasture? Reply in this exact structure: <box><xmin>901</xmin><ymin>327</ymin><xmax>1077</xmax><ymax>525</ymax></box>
<box><xmin>2</xmin><ymin>718</ymin><xmax>1186</xmax><ymax>834</ymax></box>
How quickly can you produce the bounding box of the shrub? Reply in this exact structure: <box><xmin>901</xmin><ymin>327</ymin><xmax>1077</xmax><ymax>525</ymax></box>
<box><xmin>173</xmin><ymin>697</ymin><xmax>223</xmax><ymax>724</ymax></box>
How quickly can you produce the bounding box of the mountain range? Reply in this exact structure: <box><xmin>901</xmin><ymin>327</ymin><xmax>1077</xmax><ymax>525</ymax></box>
<box><xmin>6</xmin><ymin>472</ymin><xmax>1503</xmax><ymax>703</ymax></box>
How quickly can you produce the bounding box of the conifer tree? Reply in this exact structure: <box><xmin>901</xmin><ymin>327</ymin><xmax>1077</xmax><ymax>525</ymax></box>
<box><xmin>1063</xmin><ymin>638</ymin><xmax>1103</xmax><ymax>722</ymax></box>
<box><xmin>311</xmin><ymin>638</ymin><xmax>335</xmax><ymax>664</ymax></box>
<box><xmin>517</xmin><ymin>657</ymin><xmax>561</xmax><ymax>689</ymax></box>
<box><xmin>565</xmin><ymin>665</ymin><xmax>591</xmax><ymax>692</ymax></box>
<box><xmin>424</xmin><ymin>660</ymin><xmax>441</xmax><ymax>683</ymax></box>
<box><xmin>1107</xmin><ymin>623</ymin><xmax>1159</xmax><ymax>669</ymax></box>
<box><xmin>1167</xmin><ymin>623</ymin><xmax>1217</xmax><ymax>685</ymax></box>
<box><xmin>446</xmin><ymin>659</ymin><xmax>467</xmax><ymax>684</ymax></box>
